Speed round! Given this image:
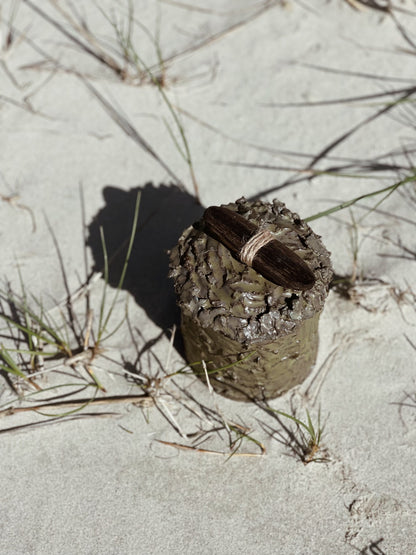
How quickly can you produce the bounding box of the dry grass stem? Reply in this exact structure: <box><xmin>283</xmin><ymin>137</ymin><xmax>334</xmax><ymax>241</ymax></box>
<box><xmin>0</xmin><ymin>393</ymin><xmax>154</xmax><ymax>418</ymax></box>
<box><xmin>156</xmin><ymin>438</ymin><xmax>265</xmax><ymax>457</ymax></box>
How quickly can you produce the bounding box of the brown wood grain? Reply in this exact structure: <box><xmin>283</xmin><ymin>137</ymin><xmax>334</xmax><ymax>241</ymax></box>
<box><xmin>201</xmin><ymin>206</ymin><xmax>315</xmax><ymax>291</ymax></box>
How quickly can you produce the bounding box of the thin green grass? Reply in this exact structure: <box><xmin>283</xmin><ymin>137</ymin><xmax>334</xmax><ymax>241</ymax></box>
<box><xmin>305</xmin><ymin>174</ymin><xmax>416</xmax><ymax>223</ymax></box>
<box><xmin>98</xmin><ymin>3</ymin><xmax>200</xmax><ymax>200</ymax></box>
<box><xmin>267</xmin><ymin>407</ymin><xmax>328</xmax><ymax>464</ymax></box>
<box><xmin>226</xmin><ymin>423</ymin><xmax>266</xmax><ymax>459</ymax></box>
<box><xmin>305</xmin><ymin>174</ymin><xmax>416</xmax><ymax>286</ymax></box>
<box><xmin>0</xmin><ymin>289</ymin><xmax>72</xmax><ymax>360</ymax></box>
<box><xmin>0</xmin><ymin>192</ymin><xmax>141</xmax><ymax>395</ymax></box>
<box><xmin>0</xmin><ymin>344</ymin><xmax>27</xmax><ymax>379</ymax></box>
<box><xmin>96</xmin><ymin>191</ymin><xmax>140</xmax><ymax>345</ymax></box>
<box><xmin>164</xmin><ymin>351</ymin><xmax>257</xmax><ymax>380</ymax></box>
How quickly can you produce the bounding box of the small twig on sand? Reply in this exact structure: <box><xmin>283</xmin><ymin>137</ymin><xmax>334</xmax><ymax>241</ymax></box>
<box><xmin>155</xmin><ymin>439</ymin><xmax>265</xmax><ymax>457</ymax></box>
<box><xmin>0</xmin><ymin>393</ymin><xmax>154</xmax><ymax>418</ymax></box>
<box><xmin>0</xmin><ymin>193</ymin><xmax>36</xmax><ymax>232</ymax></box>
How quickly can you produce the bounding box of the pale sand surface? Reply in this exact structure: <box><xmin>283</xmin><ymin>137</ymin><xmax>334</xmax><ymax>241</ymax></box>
<box><xmin>1</xmin><ymin>1</ymin><xmax>416</xmax><ymax>554</ymax></box>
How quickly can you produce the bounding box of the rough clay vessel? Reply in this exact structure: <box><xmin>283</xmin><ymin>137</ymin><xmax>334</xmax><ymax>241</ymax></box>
<box><xmin>169</xmin><ymin>198</ymin><xmax>333</xmax><ymax>401</ymax></box>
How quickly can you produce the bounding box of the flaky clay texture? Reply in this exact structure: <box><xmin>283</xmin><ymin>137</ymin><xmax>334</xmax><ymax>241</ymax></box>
<box><xmin>169</xmin><ymin>197</ymin><xmax>333</xmax><ymax>401</ymax></box>
<box><xmin>170</xmin><ymin>198</ymin><xmax>332</xmax><ymax>345</ymax></box>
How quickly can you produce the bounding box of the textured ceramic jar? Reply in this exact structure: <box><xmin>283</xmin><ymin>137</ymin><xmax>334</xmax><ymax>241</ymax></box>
<box><xmin>169</xmin><ymin>198</ymin><xmax>332</xmax><ymax>401</ymax></box>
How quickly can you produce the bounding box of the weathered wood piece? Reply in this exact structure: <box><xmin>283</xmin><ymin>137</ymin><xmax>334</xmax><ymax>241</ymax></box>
<box><xmin>201</xmin><ymin>206</ymin><xmax>315</xmax><ymax>290</ymax></box>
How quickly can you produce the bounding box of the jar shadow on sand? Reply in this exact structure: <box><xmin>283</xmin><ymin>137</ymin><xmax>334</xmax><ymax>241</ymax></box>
<box><xmin>86</xmin><ymin>183</ymin><xmax>204</xmax><ymax>350</ymax></box>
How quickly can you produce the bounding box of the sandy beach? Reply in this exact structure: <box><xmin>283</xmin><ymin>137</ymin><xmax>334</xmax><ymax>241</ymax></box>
<box><xmin>1</xmin><ymin>1</ymin><xmax>415</xmax><ymax>553</ymax></box>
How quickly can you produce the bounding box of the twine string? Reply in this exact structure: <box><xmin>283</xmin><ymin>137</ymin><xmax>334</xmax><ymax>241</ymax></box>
<box><xmin>239</xmin><ymin>229</ymin><xmax>275</xmax><ymax>267</ymax></box>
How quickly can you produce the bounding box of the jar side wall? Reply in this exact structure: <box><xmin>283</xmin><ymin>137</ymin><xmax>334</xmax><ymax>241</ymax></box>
<box><xmin>181</xmin><ymin>311</ymin><xmax>321</xmax><ymax>401</ymax></box>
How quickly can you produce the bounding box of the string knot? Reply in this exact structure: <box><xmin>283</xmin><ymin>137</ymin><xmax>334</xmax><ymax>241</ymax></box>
<box><xmin>239</xmin><ymin>229</ymin><xmax>275</xmax><ymax>267</ymax></box>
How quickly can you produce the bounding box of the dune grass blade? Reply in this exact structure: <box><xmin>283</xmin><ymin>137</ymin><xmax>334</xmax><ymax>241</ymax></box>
<box><xmin>0</xmin><ymin>383</ymin><xmax>94</xmax><ymax>410</ymax></box>
<box><xmin>1</xmin><ymin>291</ymin><xmax>71</xmax><ymax>355</ymax></box>
<box><xmin>272</xmin><ymin>409</ymin><xmax>317</xmax><ymax>436</ymax></box>
<box><xmin>138</xmin><ymin>55</ymin><xmax>199</xmax><ymax>200</ymax></box>
<box><xmin>0</xmin><ymin>345</ymin><xmax>27</xmax><ymax>379</ymax></box>
<box><xmin>34</xmin><ymin>391</ymin><xmax>98</xmax><ymax>419</ymax></box>
<box><xmin>305</xmin><ymin>174</ymin><xmax>415</xmax><ymax>222</ymax></box>
<box><xmin>267</xmin><ymin>407</ymin><xmax>325</xmax><ymax>462</ymax></box>
<box><xmin>97</xmin><ymin>226</ymin><xmax>109</xmax><ymax>342</ymax></box>
<box><xmin>22</xmin><ymin>0</ymin><xmax>125</xmax><ymax>78</ymax></box>
<box><xmin>163</xmin><ymin>117</ymin><xmax>187</xmax><ymax>161</ymax></box>
<box><xmin>82</xmin><ymin>79</ymin><xmax>184</xmax><ymax>189</ymax></box>
<box><xmin>0</xmin><ymin>310</ymin><xmax>65</xmax><ymax>354</ymax></box>
<box><xmin>227</xmin><ymin>425</ymin><xmax>266</xmax><ymax>460</ymax></box>
<box><xmin>168</xmin><ymin>351</ymin><xmax>257</xmax><ymax>378</ymax></box>
<box><xmin>98</xmin><ymin>314</ymin><xmax>125</xmax><ymax>344</ymax></box>
<box><xmin>96</xmin><ymin>191</ymin><xmax>141</xmax><ymax>345</ymax></box>
<box><xmin>16</xmin><ymin>264</ymin><xmax>37</xmax><ymax>353</ymax></box>
<box><xmin>115</xmin><ymin>191</ymin><xmax>141</xmax><ymax>291</ymax></box>
<box><xmin>4</xmin><ymin>348</ymin><xmax>57</xmax><ymax>357</ymax></box>
<box><xmin>27</xmin><ymin>292</ymin><xmax>73</xmax><ymax>351</ymax></box>
<box><xmin>209</xmin><ymin>351</ymin><xmax>257</xmax><ymax>374</ymax></box>
<box><xmin>96</xmin><ymin>6</ymin><xmax>200</xmax><ymax>201</ymax></box>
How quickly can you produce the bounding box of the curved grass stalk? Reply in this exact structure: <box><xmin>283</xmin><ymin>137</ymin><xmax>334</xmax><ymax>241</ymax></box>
<box><xmin>34</xmin><ymin>388</ymin><xmax>99</xmax><ymax>419</ymax></box>
<box><xmin>165</xmin><ymin>351</ymin><xmax>257</xmax><ymax>379</ymax></box>
<box><xmin>305</xmin><ymin>173</ymin><xmax>416</xmax><ymax>222</ymax></box>
<box><xmin>0</xmin><ymin>344</ymin><xmax>27</xmax><ymax>379</ymax></box>
<box><xmin>96</xmin><ymin>191</ymin><xmax>141</xmax><ymax>345</ymax></box>
<box><xmin>0</xmin><ymin>303</ymin><xmax>71</xmax><ymax>356</ymax></box>
<box><xmin>266</xmin><ymin>406</ymin><xmax>327</xmax><ymax>464</ymax></box>
<box><xmin>0</xmin><ymin>382</ymin><xmax>94</xmax><ymax>411</ymax></box>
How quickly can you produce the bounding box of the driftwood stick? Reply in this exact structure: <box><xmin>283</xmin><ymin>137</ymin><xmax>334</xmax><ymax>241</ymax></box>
<box><xmin>200</xmin><ymin>206</ymin><xmax>315</xmax><ymax>290</ymax></box>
